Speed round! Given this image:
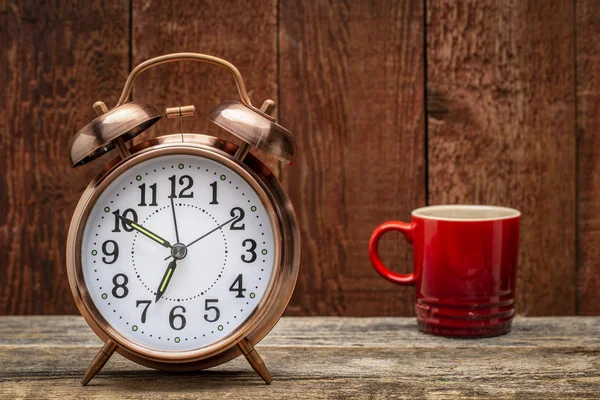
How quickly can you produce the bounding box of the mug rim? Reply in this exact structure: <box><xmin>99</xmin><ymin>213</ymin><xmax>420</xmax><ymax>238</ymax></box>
<box><xmin>411</xmin><ymin>205</ymin><xmax>521</xmax><ymax>222</ymax></box>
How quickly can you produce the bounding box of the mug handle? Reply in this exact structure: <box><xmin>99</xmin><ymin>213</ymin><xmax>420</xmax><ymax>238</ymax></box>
<box><xmin>369</xmin><ymin>221</ymin><xmax>416</xmax><ymax>285</ymax></box>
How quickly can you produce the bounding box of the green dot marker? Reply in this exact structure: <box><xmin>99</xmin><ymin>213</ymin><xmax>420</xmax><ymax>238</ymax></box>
<box><xmin>101</xmin><ymin>293</ymin><xmax>107</xmax><ymax>300</ymax></box>
<box><xmin>251</xmin><ymin>206</ymin><xmax>257</xmax><ymax>212</ymax></box>
<box><xmin>261</xmin><ymin>249</ymin><xmax>268</xmax><ymax>255</ymax></box>
<box><xmin>136</xmin><ymin>175</ymin><xmax>142</xmax><ymax>181</ymax></box>
<box><xmin>178</xmin><ymin>163</ymin><xmax>184</xmax><ymax>169</ymax></box>
<box><xmin>218</xmin><ymin>325</ymin><xmax>224</xmax><ymax>331</ymax></box>
<box><xmin>132</xmin><ymin>325</ymin><xmax>138</xmax><ymax>332</ymax></box>
<box><xmin>104</xmin><ymin>207</ymin><xmax>110</xmax><ymax>213</ymax></box>
<box><xmin>250</xmin><ymin>292</ymin><xmax>256</xmax><ymax>299</ymax></box>
<box><xmin>175</xmin><ymin>337</ymin><xmax>180</xmax><ymax>343</ymax></box>
<box><xmin>91</xmin><ymin>250</ymin><xmax>97</xmax><ymax>256</ymax></box>
<box><xmin>220</xmin><ymin>174</ymin><xmax>226</xmax><ymax>181</ymax></box>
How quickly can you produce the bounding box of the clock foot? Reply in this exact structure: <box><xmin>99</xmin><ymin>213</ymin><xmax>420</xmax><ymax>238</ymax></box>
<box><xmin>81</xmin><ymin>340</ymin><xmax>118</xmax><ymax>386</ymax></box>
<box><xmin>237</xmin><ymin>337</ymin><xmax>272</xmax><ymax>384</ymax></box>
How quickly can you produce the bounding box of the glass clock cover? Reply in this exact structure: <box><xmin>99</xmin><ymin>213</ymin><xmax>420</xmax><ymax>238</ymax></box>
<box><xmin>80</xmin><ymin>154</ymin><xmax>276</xmax><ymax>351</ymax></box>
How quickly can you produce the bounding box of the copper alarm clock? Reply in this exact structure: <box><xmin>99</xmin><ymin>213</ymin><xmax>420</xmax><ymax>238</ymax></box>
<box><xmin>66</xmin><ymin>53</ymin><xmax>300</xmax><ymax>385</ymax></box>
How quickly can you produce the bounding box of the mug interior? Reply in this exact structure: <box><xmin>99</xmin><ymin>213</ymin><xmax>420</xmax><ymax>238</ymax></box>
<box><xmin>412</xmin><ymin>205</ymin><xmax>520</xmax><ymax>221</ymax></box>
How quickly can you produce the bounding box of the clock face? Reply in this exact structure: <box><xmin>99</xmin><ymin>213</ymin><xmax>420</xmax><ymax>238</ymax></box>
<box><xmin>80</xmin><ymin>153</ymin><xmax>276</xmax><ymax>352</ymax></box>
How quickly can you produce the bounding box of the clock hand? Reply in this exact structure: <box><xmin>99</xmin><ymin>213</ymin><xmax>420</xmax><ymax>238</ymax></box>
<box><xmin>164</xmin><ymin>216</ymin><xmax>237</xmax><ymax>260</ymax></box>
<box><xmin>170</xmin><ymin>196</ymin><xmax>180</xmax><ymax>243</ymax></box>
<box><xmin>116</xmin><ymin>214</ymin><xmax>172</xmax><ymax>248</ymax></box>
<box><xmin>155</xmin><ymin>260</ymin><xmax>177</xmax><ymax>302</ymax></box>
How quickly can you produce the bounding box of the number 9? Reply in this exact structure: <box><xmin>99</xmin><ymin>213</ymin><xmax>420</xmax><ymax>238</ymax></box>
<box><xmin>102</xmin><ymin>240</ymin><xmax>119</xmax><ymax>264</ymax></box>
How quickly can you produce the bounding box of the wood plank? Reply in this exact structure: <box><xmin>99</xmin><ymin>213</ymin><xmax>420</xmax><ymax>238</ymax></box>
<box><xmin>1</xmin><ymin>346</ymin><xmax>598</xmax><ymax>399</ymax></box>
<box><xmin>1</xmin><ymin>316</ymin><xmax>599</xmax><ymax>348</ymax></box>
<box><xmin>576</xmin><ymin>0</ymin><xmax>600</xmax><ymax>315</ymax></box>
<box><xmin>0</xmin><ymin>317</ymin><xmax>599</xmax><ymax>399</ymax></box>
<box><xmin>279</xmin><ymin>0</ymin><xmax>426</xmax><ymax>316</ymax></box>
<box><xmin>0</xmin><ymin>1</ymin><xmax>130</xmax><ymax>315</ymax></box>
<box><xmin>130</xmin><ymin>0</ymin><xmax>279</xmax><ymax>174</ymax></box>
<box><xmin>426</xmin><ymin>1</ymin><xmax>576</xmax><ymax>315</ymax></box>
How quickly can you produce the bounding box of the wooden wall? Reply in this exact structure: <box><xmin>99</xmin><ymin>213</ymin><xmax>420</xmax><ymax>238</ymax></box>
<box><xmin>0</xmin><ymin>0</ymin><xmax>597</xmax><ymax>316</ymax></box>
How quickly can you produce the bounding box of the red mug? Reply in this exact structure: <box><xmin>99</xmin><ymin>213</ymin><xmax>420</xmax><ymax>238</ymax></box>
<box><xmin>369</xmin><ymin>205</ymin><xmax>520</xmax><ymax>338</ymax></box>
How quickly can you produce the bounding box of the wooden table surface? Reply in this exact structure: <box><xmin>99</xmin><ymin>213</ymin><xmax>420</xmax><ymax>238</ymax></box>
<box><xmin>1</xmin><ymin>316</ymin><xmax>599</xmax><ymax>399</ymax></box>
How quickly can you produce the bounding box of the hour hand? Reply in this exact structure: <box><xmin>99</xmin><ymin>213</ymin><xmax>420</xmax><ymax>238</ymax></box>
<box><xmin>116</xmin><ymin>214</ymin><xmax>172</xmax><ymax>248</ymax></box>
<box><xmin>155</xmin><ymin>260</ymin><xmax>177</xmax><ymax>302</ymax></box>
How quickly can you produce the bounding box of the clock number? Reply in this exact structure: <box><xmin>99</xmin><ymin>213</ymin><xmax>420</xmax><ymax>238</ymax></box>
<box><xmin>241</xmin><ymin>239</ymin><xmax>257</xmax><ymax>263</ymax></box>
<box><xmin>112</xmin><ymin>209</ymin><xmax>138</xmax><ymax>232</ymax></box>
<box><xmin>138</xmin><ymin>183</ymin><xmax>158</xmax><ymax>206</ymax></box>
<box><xmin>169</xmin><ymin>175</ymin><xmax>194</xmax><ymax>198</ymax></box>
<box><xmin>101</xmin><ymin>240</ymin><xmax>119</xmax><ymax>264</ymax></box>
<box><xmin>136</xmin><ymin>300</ymin><xmax>151</xmax><ymax>323</ymax></box>
<box><xmin>230</xmin><ymin>207</ymin><xmax>245</xmax><ymax>230</ymax></box>
<box><xmin>204</xmin><ymin>299</ymin><xmax>220</xmax><ymax>322</ymax></box>
<box><xmin>229</xmin><ymin>274</ymin><xmax>246</xmax><ymax>298</ymax></box>
<box><xmin>169</xmin><ymin>305</ymin><xmax>187</xmax><ymax>330</ymax></box>
<box><xmin>209</xmin><ymin>181</ymin><xmax>218</xmax><ymax>205</ymax></box>
<box><xmin>112</xmin><ymin>274</ymin><xmax>129</xmax><ymax>299</ymax></box>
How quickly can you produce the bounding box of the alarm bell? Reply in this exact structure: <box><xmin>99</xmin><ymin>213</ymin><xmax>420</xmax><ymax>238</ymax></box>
<box><xmin>70</xmin><ymin>101</ymin><xmax>160</xmax><ymax>167</ymax></box>
<box><xmin>208</xmin><ymin>100</ymin><xmax>296</xmax><ymax>165</ymax></box>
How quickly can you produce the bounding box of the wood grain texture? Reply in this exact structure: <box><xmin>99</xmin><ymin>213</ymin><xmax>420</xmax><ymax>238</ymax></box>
<box><xmin>576</xmin><ymin>0</ymin><xmax>600</xmax><ymax>315</ymax></box>
<box><xmin>130</xmin><ymin>0</ymin><xmax>280</xmax><ymax>175</ymax></box>
<box><xmin>0</xmin><ymin>0</ymin><xmax>597</xmax><ymax>317</ymax></box>
<box><xmin>0</xmin><ymin>317</ymin><xmax>599</xmax><ymax>399</ymax></box>
<box><xmin>0</xmin><ymin>1</ymin><xmax>130</xmax><ymax>315</ymax></box>
<box><xmin>2</xmin><ymin>316</ymin><xmax>599</xmax><ymax>348</ymax></box>
<box><xmin>279</xmin><ymin>0</ymin><xmax>426</xmax><ymax>316</ymax></box>
<box><xmin>426</xmin><ymin>1</ymin><xmax>577</xmax><ymax>315</ymax></box>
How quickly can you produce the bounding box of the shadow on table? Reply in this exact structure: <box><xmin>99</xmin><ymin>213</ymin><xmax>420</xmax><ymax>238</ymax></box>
<box><xmin>86</xmin><ymin>369</ymin><xmax>268</xmax><ymax>389</ymax></box>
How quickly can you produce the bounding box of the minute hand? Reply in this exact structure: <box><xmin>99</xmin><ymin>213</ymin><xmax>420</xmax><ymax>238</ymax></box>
<box><xmin>117</xmin><ymin>215</ymin><xmax>172</xmax><ymax>248</ymax></box>
<box><xmin>164</xmin><ymin>216</ymin><xmax>236</xmax><ymax>260</ymax></box>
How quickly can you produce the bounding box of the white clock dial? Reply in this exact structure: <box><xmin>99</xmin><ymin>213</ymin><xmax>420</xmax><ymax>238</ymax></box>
<box><xmin>80</xmin><ymin>154</ymin><xmax>276</xmax><ymax>351</ymax></box>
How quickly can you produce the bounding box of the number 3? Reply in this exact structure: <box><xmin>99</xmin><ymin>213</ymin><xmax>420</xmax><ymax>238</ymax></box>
<box><xmin>241</xmin><ymin>239</ymin><xmax>257</xmax><ymax>263</ymax></box>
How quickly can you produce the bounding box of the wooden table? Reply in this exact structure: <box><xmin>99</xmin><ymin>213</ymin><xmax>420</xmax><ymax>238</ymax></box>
<box><xmin>1</xmin><ymin>317</ymin><xmax>599</xmax><ymax>399</ymax></box>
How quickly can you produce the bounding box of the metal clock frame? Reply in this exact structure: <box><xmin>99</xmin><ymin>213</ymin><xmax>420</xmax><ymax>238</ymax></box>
<box><xmin>66</xmin><ymin>134</ymin><xmax>300</xmax><ymax>383</ymax></box>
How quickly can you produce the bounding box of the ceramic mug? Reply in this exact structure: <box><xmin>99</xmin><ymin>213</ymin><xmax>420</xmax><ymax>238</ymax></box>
<box><xmin>369</xmin><ymin>205</ymin><xmax>520</xmax><ymax>338</ymax></box>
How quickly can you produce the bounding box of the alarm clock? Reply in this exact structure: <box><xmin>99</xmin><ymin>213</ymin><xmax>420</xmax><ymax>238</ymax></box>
<box><xmin>66</xmin><ymin>53</ymin><xmax>300</xmax><ymax>385</ymax></box>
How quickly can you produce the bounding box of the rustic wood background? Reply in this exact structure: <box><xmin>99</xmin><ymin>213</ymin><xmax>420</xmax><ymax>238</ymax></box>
<box><xmin>1</xmin><ymin>0</ymin><xmax>598</xmax><ymax>316</ymax></box>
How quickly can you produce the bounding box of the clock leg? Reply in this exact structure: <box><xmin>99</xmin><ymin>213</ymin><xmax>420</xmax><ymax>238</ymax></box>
<box><xmin>81</xmin><ymin>340</ymin><xmax>118</xmax><ymax>386</ymax></box>
<box><xmin>237</xmin><ymin>337</ymin><xmax>272</xmax><ymax>384</ymax></box>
